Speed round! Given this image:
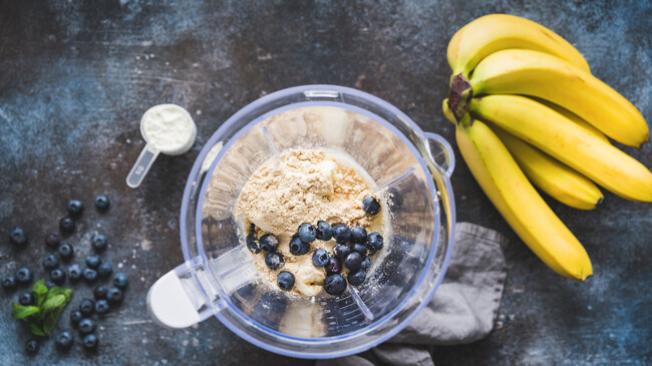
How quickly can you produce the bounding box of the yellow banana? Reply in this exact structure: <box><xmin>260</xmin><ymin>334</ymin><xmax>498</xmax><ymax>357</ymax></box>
<box><xmin>447</xmin><ymin>14</ymin><xmax>589</xmax><ymax>77</ymax></box>
<box><xmin>493</xmin><ymin>127</ymin><xmax>603</xmax><ymax>210</ymax></box>
<box><xmin>470</xmin><ymin>95</ymin><xmax>652</xmax><ymax>201</ymax></box>
<box><xmin>536</xmin><ymin>99</ymin><xmax>610</xmax><ymax>143</ymax></box>
<box><xmin>455</xmin><ymin>118</ymin><xmax>592</xmax><ymax>280</ymax></box>
<box><xmin>469</xmin><ymin>49</ymin><xmax>649</xmax><ymax>147</ymax></box>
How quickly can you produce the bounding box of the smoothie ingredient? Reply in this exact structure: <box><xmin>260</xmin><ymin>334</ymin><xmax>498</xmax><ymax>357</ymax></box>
<box><xmin>91</xmin><ymin>234</ymin><xmax>108</xmax><ymax>252</ymax></box>
<box><xmin>59</xmin><ymin>217</ymin><xmax>75</xmax><ymax>235</ymax></box>
<box><xmin>94</xmin><ymin>194</ymin><xmax>110</xmax><ymax>211</ymax></box>
<box><xmin>324</xmin><ymin>274</ymin><xmax>346</xmax><ymax>295</ymax></box>
<box><xmin>366</xmin><ymin>232</ymin><xmax>384</xmax><ymax>253</ymax></box>
<box><xmin>12</xmin><ymin>279</ymin><xmax>73</xmax><ymax>337</ymax></box>
<box><xmin>265</xmin><ymin>252</ymin><xmax>284</xmax><ymax>270</ymax></box>
<box><xmin>45</xmin><ymin>232</ymin><xmax>61</xmax><ymax>249</ymax></box>
<box><xmin>334</xmin><ymin>243</ymin><xmax>350</xmax><ymax>260</ymax></box>
<box><xmin>360</xmin><ymin>257</ymin><xmax>371</xmax><ymax>272</ymax></box>
<box><xmin>362</xmin><ymin>196</ymin><xmax>381</xmax><ymax>216</ymax></box>
<box><xmin>352</xmin><ymin>243</ymin><xmax>368</xmax><ymax>256</ymax></box>
<box><xmin>93</xmin><ymin>285</ymin><xmax>109</xmax><ymax>300</ymax></box>
<box><xmin>10</xmin><ymin>226</ymin><xmax>28</xmax><ymax>246</ymax></box>
<box><xmin>82</xmin><ymin>269</ymin><xmax>98</xmax><ymax>283</ymax></box>
<box><xmin>246</xmin><ymin>224</ymin><xmax>261</xmax><ymax>254</ymax></box>
<box><xmin>16</xmin><ymin>267</ymin><xmax>33</xmax><ymax>284</ymax></box>
<box><xmin>50</xmin><ymin>269</ymin><xmax>66</xmax><ymax>285</ymax></box>
<box><xmin>311</xmin><ymin>249</ymin><xmax>329</xmax><ymax>268</ymax></box>
<box><xmin>315</xmin><ymin>220</ymin><xmax>333</xmax><ymax>241</ymax></box>
<box><xmin>106</xmin><ymin>287</ymin><xmax>123</xmax><ymax>304</ymax></box>
<box><xmin>113</xmin><ymin>272</ymin><xmax>129</xmax><ymax>289</ymax></box>
<box><xmin>79</xmin><ymin>299</ymin><xmax>95</xmax><ymax>316</ymax></box>
<box><xmin>70</xmin><ymin>310</ymin><xmax>83</xmax><ymax>326</ymax></box>
<box><xmin>289</xmin><ymin>235</ymin><xmax>310</xmax><ymax>256</ymax></box>
<box><xmin>66</xmin><ymin>199</ymin><xmax>84</xmax><ymax>217</ymax></box>
<box><xmin>259</xmin><ymin>234</ymin><xmax>279</xmax><ymax>252</ymax></box>
<box><xmin>98</xmin><ymin>262</ymin><xmax>113</xmax><ymax>278</ymax></box>
<box><xmin>297</xmin><ymin>223</ymin><xmax>317</xmax><ymax>244</ymax></box>
<box><xmin>332</xmin><ymin>223</ymin><xmax>351</xmax><ymax>243</ymax></box>
<box><xmin>2</xmin><ymin>276</ymin><xmax>17</xmax><ymax>290</ymax></box>
<box><xmin>350</xmin><ymin>226</ymin><xmax>367</xmax><ymax>243</ymax></box>
<box><xmin>19</xmin><ymin>291</ymin><xmax>35</xmax><ymax>305</ymax></box>
<box><xmin>68</xmin><ymin>265</ymin><xmax>82</xmax><ymax>281</ymax></box>
<box><xmin>325</xmin><ymin>257</ymin><xmax>341</xmax><ymax>274</ymax></box>
<box><xmin>78</xmin><ymin>318</ymin><xmax>95</xmax><ymax>334</ymax></box>
<box><xmin>86</xmin><ymin>255</ymin><xmax>101</xmax><ymax>269</ymax></box>
<box><xmin>347</xmin><ymin>270</ymin><xmax>367</xmax><ymax>287</ymax></box>
<box><xmin>344</xmin><ymin>252</ymin><xmax>363</xmax><ymax>272</ymax></box>
<box><xmin>42</xmin><ymin>254</ymin><xmax>59</xmax><ymax>270</ymax></box>
<box><xmin>277</xmin><ymin>271</ymin><xmax>295</xmax><ymax>291</ymax></box>
<box><xmin>55</xmin><ymin>330</ymin><xmax>74</xmax><ymax>351</ymax></box>
<box><xmin>94</xmin><ymin>300</ymin><xmax>109</xmax><ymax>315</ymax></box>
<box><xmin>82</xmin><ymin>334</ymin><xmax>98</xmax><ymax>350</ymax></box>
<box><xmin>57</xmin><ymin>242</ymin><xmax>74</xmax><ymax>261</ymax></box>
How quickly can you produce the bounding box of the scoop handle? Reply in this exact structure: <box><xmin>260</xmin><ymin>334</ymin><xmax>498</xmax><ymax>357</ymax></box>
<box><xmin>126</xmin><ymin>144</ymin><xmax>160</xmax><ymax>188</ymax></box>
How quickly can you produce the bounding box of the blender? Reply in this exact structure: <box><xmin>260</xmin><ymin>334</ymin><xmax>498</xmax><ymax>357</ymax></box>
<box><xmin>147</xmin><ymin>85</ymin><xmax>456</xmax><ymax>359</ymax></box>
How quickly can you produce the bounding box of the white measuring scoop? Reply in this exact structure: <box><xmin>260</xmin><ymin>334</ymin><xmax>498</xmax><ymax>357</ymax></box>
<box><xmin>126</xmin><ymin>104</ymin><xmax>197</xmax><ymax>188</ymax></box>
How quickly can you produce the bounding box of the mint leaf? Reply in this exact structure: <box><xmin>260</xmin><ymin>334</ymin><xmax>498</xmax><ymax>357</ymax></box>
<box><xmin>32</xmin><ymin>280</ymin><xmax>48</xmax><ymax>307</ymax></box>
<box><xmin>42</xmin><ymin>294</ymin><xmax>66</xmax><ymax>311</ymax></box>
<box><xmin>29</xmin><ymin>322</ymin><xmax>46</xmax><ymax>337</ymax></box>
<box><xmin>47</xmin><ymin>287</ymin><xmax>73</xmax><ymax>302</ymax></box>
<box><xmin>12</xmin><ymin>304</ymin><xmax>40</xmax><ymax>320</ymax></box>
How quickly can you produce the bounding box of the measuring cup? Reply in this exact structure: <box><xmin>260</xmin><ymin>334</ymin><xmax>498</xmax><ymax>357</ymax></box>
<box><xmin>147</xmin><ymin>85</ymin><xmax>456</xmax><ymax>359</ymax></box>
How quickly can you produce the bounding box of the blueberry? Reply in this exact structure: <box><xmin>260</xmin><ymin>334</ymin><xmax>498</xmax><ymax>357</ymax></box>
<box><xmin>332</xmin><ymin>223</ymin><xmax>351</xmax><ymax>243</ymax></box>
<box><xmin>68</xmin><ymin>264</ymin><xmax>82</xmax><ymax>281</ymax></box>
<box><xmin>78</xmin><ymin>318</ymin><xmax>95</xmax><ymax>334</ymax></box>
<box><xmin>324</xmin><ymin>274</ymin><xmax>347</xmax><ymax>295</ymax></box>
<box><xmin>16</xmin><ymin>267</ymin><xmax>32</xmax><ymax>284</ymax></box>
<box><xmin>67</xmin><ymin>199</ymin><xmax>84</xmax><ymax>217</ymax></box>
<box><xmin>9</xmin><ymin>226</ymin><xmax>28</xmax><ymax>246</ymax></box>
<box><xmin>25</xmin><ymin>339</ymin><xmax>39</xmax><ymax>355</ymax></box>
<box><xmin>366</xmin><ymin>232</ymin><xmax>384</xmax><ymax>253</ymax></box>
<box><xmin>264</xmin><ymin>252</ymin><xmax>284</xmax><ymax>270</ymax></box>
<box><xmin>360</xmin><ymin>256</ymin><xmax>372</xmax><ymax>272</ymax></box>
<box><xmin>344</xmin><ymin>252</ymin><xmax>363</xmax><ymax>272</ymax></box>
<box><xmin>79</xmin><ymin>298</ymin><xmax>95</xmax><ymax>316</ymax></box>
<box><xmin>83</xmin><ymin>268</ymin><xmax>98</xmax><ymax>283</ymax></box>
<box><xmin>362</xmin><ymin>195</ymin><xmax>381</xmax><ymax>216</ymax></box>
<box><xmin>85</xmin><ymin>255</ymin><xmax>102</xmax><ymax>269</ymax></box>
<box><xmin>19</xmin><ymin>291</ymin><xmax>35</xmax><ymax>305</ymax></box>
<box><xmin>2</xmin><ymin>275</ymin><xmax>17</xmax><ymax>290</ymax></box>
<box><xmin>42</xmin><ymin>254</ymin><xmax>59</xmax><ymax>270</ymax></box>
<box><xmin>106</xmin><ymin>287</ymin><xmax>123</xmax><ymax>304</ymax></box>
<box><xmin>277</xmin><ymin>271</ymin><xmax>295</xmax><ymax>291</ymax></box>
<box><xmin>350</xmin><ymin>226</ymin><xmax>367</xmax><ymax>243</ymax></box>
<box><xmin>55</xmin><ymin>330</ymin><xmax>74</xmax><ymax>351</ymax></box>
<box><xmin>82</xmin><ymin>334</ymin><xmax>98</xmax><ymax>350</ymax></box>
<box><xmin>113</xmin><ymin>272</ymin><xmax>129</xmax><ymax>289</ymax></box>
<box><xmin>289</xmin><ymin>235</ymin><xmax>309</xmax><ymax>255</ymax></box>
<box><xmin>91</xmin><ymin>233</ymin><xmax>108</xmax><ymax>252</ymax></box>
<box><xmin>45</xmin><ymin>280</ymin><xmax>56</xmax><ymax>289</ymax></box>
<box><xmin>354</xmin><ymin>242</ymin><xmax>369</xmax><ymax>255</ymax></box>
<box><xmin>95</xmin><ymin>299</ymin><xmax>110</xmax><ymax>315</ymax></box>
<box><xmin>70</xmin><ymin>310</ymin><xmax>83</xmax><ymax>327</ymax></box>
<box><xmin>98</xmin><ymin>262</ymin><xmax>113</xmax><ymax>278</ymax></box>
<box><xmin>59</xmin><ymin>217</ymin><xmax>75</xmax><ymax>234</ymax></box>
<box><xmin>312</xmin><ymin>248</ymin><xmax>329</xmax><ymax>267</ymax></box>
<box><xmin>315</xmin><ymin>220</ymin><xmax>333</xmax><ymax>241</ymax></box>
<box><xmin>45</xmin><ymin>232</ymin><xmax>61</xmax><ymax>249</ymax></box>
<box><xmin>259</xmin><ymin>234</ymin><xmax>279</xmax><ymax>252</ymax></box>
<box><xmin>95</xmin><ymin>194</ymin><xmax>110</xmax><ymax>211</ymax></box>
<box><xmin>348</xmin><ymin>270</ymin><xmax>367</xmax><ymax>287</ymax></box>
<box><xmin>50</xmin><ymin>268</ymin><xmax>66</xmax><ymax>285</ymax></box>
<box><xmin>326</xmin><ymin>256</ymin><xmax>342</xmax><ymax>274</ymax></box>
<box><xmin>57</xmin><ymin>242</ymin><xmax>74</xmax><ymax>261</ymax></box>
<box><xmin>246</xmin><ymin>224</ymin><xmax>260</xmax><ymax>254</ymax></box>
<box><xmin>94</xmin><ymin>284</ymin><xmax>109</xmax><ymax>299</ymax></box>
<box><xmin>297</xmin><ymin>223</ymin><xmax>316</xmax><ymax>243</ymax></box>
<box><xmin>334</xmin><ymin>243</ymin><xmax>351</xmax><ymax>260</ymax></box>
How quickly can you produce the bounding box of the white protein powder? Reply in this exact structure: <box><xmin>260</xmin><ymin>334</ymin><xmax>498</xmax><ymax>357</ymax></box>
<box><xmin>141</xmin><ymin>104</ymin><xmax>196</xmax><ymax>154</ymax></box>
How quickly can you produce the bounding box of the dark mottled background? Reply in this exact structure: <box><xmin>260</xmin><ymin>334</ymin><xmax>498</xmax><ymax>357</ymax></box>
<box><xmin>1</xmin><ymin>0</ymin><xmax>651</xmax><ymax>365</ymax></box>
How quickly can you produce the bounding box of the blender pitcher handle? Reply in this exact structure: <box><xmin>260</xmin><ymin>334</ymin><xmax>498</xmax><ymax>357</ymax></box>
<box><xmin>147</xmin><ymin>257</ymin><xmax>224</xmax><ymax>329</ymax></box>
<box><xmin>423</xmin><ymin>132</ymin><xmax>455</xmax><ymax>178</ymax></box>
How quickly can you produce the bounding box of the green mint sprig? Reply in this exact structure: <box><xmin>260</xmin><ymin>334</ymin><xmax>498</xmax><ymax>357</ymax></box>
<box><xmin>12</xmin><ymin>279</ymin><xmax>73</xmax><ymax>337</ymax></box>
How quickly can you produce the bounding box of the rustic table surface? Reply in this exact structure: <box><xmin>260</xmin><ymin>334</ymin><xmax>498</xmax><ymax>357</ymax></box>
<box><xmin>1</xmin><ymin>1</ymin><xmax>650</xmax><ymax>365</ymax></box>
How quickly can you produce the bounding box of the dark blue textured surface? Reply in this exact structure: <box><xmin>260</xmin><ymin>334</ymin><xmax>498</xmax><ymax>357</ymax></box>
<box><xmin>0</xmin><ymin>1</ymin><xmax>651</xmax><ymax>365</ymax></box>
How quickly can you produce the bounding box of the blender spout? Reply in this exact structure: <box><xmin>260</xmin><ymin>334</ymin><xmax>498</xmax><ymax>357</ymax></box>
<box><xmin>423</xmin><ymin>132</ymin><xmax>456</xmax><ymax>178</ymax></box>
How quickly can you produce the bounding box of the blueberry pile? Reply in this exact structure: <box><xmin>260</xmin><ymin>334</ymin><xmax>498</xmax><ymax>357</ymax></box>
<box><xmin>2</xmin><ymin>195</ymin><xmax>129</xmax><ymax>355</ymax></box>
<box><xmin>246</xmin><ymin>195</ymin><xmax>384</xmax><ymax>296</ymax></box>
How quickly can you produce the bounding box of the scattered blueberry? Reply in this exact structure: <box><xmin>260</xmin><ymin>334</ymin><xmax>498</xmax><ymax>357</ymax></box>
<box><xmin>91</xmin><ymin>233</ymin><xmax>108</xmax><ymax>252</ymax></box>
<box><xmin>352</xmin><ymin>243</ymin><xmax>368</xmax><ymax>256</ymax></box>
<box><xmin>79</xmin><ymin>298</ymin><xmax>95</xmax><ymax>316</ymax></box>
<box><xmin>45</xmin><ymin>232</ymin><xmax>61</xmax><ymax>249</ymax></box>
<box><xmin>57</xmin><ymin>242</ymin><xmax>74</xmax><ymax>261</ymax></box>
<box><xmin>297</xmin><ymin>223</ymin><xmax>316</xmax><ymax>243</ymax></box>
<box><xmin>362</xmin><ymin>195</ymin><xmax>381</xmax><ymax>216</ymax></box>
<box><xmin>83</xmin><ymin>268</ymin><xmax>98</xmax><ymax>283</ymax></box>
<box><xmin>289</xmin><ymin>234</ymin><xmax>309</xmax><ymax>255</ymax></box>
<box><xmin>98</xmin><ymin>262</ymin><xmax>113</xmax><ymax>278</ymax></box>
<box><xmin>259</xmin><ymin>234</ymin><xmax>279</xmax><ymax>252</ymax></box>
<box><xmin>246</xmin><ymin>224</ymin><xmax>260</xmax><ymax>254</ymax></box>
<box><xmin>25</xmin><ymin>339</ymin><xmax>39</xmax><ymax>355</ymax></box>
<box><xmin>312</xmin><ymin>248</ymin><xmax>329</xmax><ymax>267</ymax></box>
<box><xmin>55</xmin><ymin>330</ymin><xmax>74</xmax><ymax>351</ymax></box>
<box><xmin>350</xmin><ymin>226</ymin><xmax>367</xmax><ymax>243</ymax></box>
<box><xmin>78</xmin><ymin>318</ymin><xmax>95</xmax><ymax>334</ymax></box>
<box><xmin>332</xmin><ymin>223</ymin><xmax>351</xmax><ymax>243</ymax></box>
<box><xmin>344</xmin><ymin>252</ymin><xmax>363</xmax><ymax>272</ymax></box>
<box><xmin>324</xmin><ymin>274</ymin><xmax>347</xmax><ymax>295</ymax></box>
<box><xmin>50</xmin><ymin>268</ymin><xmax>66</xmax><ymax>285</ymax></box>
<box><xmin>113</xmin><ymin>272</ymin><xmax>129</xmax><ymax>289</ymax></box>
<box><xmin>95</xmin><ymin>299</ymin><xmax>110</xmax><ymax>315</ymax></box>
<box><xmin>95</xmin><ymin>194</ymin><xmax>110</xmax><ymax>212</ymax></box>
<box><xmin>366</xmin><ymin>232</ymin><xmax>384</xmax><ymax>253</ymax></box>
<box><xmin>15</xmin><ymin>267</ymin><xmax>32</xmax><ymax>284</ymax></box>
<box><xmin>70</xmin><ymin>310</ymin><xmax>83</xmax><ymax>327</ymax></box>
<box><xmin>42</xmin><ymin>254</ymin><xmax>59</xmax><ymax>270</ymax></box>
<box><xmin>264</xmin><ymin>252</ymin><xmax>284</xmax><ymax>270</ymax></box>
<box><xmin>19</xmin><ymin>291</ymin><xmax>35</xmax><ymax>305</ymax></box>
<box><xmin>85</xmin><ymin>255</ymin><xmax>102</xmax><ymax>269</ymax></box>
<box><xmin>2</xmin><ymin>276</ymin><xmax>17</xmax><ymax>290</ymax></box>
<box><xmin>45</xmin><ymin>280</ymin><xmax>56</xmax><ymax>289</ymax></box>
<box><xmin>326</xmin><ymin>256</ymin><xmax>342</xmax><ymax>274</ymax></box>
<box><xmin>67</xmin><ymin>199</ymin><xmax>84</xmax><ymax>217</ymax></box>
<box><xmin>334</xmin><ymin>243</ymin><xmax>351</xmax><ymax>260</ymax></box>
<box><xmin>315</xmin><ymin>220</ymin><xmax>333</xmax><ymax>241</ymax></box>
<box><xmin>94</xmin><ymin>284</ymin><xmax>109</xmax><ymax>299</ymax></box>
<box><xmin>277</xmin><ymin>271</ymin><xmax>295</xmax><ymax>291</ymax></box>
<box><xmin>360</xmin><ymin>256</ymin><xmax>372</xmax><ymax>272</ymax></box>
<box><xmin>59</xmin><ymin>217</ymin><xmax>76</xmax><ymax>234</ymax></box>
<box><xmin>348</xmin><ymin>270</ymin><xmax>367</xmax><ymax>286</ymax></box>
<box><xmin>82</xmin><ymin>334</ymin><xmax>98</xmax><ymax>350</ymax></box>
<box><xmin>68</xmin><ymin>264</ymin><xmax>82</xmax><ymax>281</ymax></box>
<box><xmin>9</xmin><ymin>226</ymin><xmax>28</xmax><ymax>246</ymax></box>
<box><xmin>106</xmin><ymin>287</ymin><xmax>123</xmax><ymax>304</ymax></box>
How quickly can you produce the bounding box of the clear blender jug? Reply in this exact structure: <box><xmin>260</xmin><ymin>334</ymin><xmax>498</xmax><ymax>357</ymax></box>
<box><xmin>147</xmin><ymin>85</ymin><xmax>456</xmax><ymax>359</ymax></box>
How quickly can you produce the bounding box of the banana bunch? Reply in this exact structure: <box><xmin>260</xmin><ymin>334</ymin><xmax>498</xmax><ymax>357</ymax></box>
<box><xmin>443</xmin><ymin>14</ymin><xmax>652</xmax><ymax>280</ymax></box>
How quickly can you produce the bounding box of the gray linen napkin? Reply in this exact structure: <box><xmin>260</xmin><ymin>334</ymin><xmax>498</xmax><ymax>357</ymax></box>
<box><xmin>317</xmin><ymin>222</ymin><xmax>507</xmax><ymax>366</ymax></box>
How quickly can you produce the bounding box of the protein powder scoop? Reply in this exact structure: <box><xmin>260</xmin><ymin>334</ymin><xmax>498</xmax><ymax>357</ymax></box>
<box><xmin>126</xmin><ymin>104</ymin><xmax>197</xmax><ymax>188</ymax></box>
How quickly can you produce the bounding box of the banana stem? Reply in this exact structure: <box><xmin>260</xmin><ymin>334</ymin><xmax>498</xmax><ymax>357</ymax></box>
<box><xmin>448</xmin><ymin>73</ymin><xmax>473</xmax><ymax>121</ymax></box>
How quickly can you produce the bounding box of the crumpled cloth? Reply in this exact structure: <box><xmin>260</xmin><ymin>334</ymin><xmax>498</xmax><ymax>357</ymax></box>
<box><xmin>317</xmin><ymin>222</ymin><xmax>507</xmax><ymax>366</ymax></box>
